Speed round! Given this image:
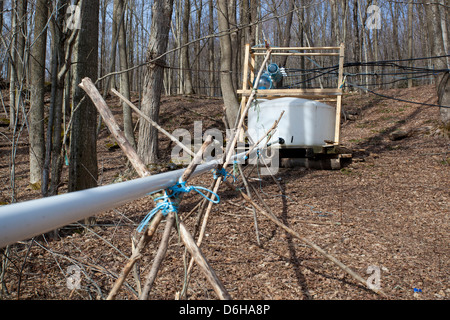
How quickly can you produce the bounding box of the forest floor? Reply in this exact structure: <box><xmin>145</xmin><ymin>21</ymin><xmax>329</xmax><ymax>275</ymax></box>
<box><xmin>0</xmin><ymin>84</ymin><xmax>449</xmax><ymax>301</ymax></box>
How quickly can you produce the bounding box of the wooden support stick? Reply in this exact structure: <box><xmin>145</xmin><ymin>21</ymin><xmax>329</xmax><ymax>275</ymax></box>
<box><xmin>178</xmin><ymin>218</ymin><xmax>232</xmax><ymax>300</ymax></box>
<box><xmin>79</xmin><ymin>78</ymin><xmax>150</xmax><ymax>177</ymax></box>
<box><xmin>179</xmin><ymin>50</ymin><xmax>274</xmax><ymax>298</ymax></box>
<box><xmin>79</xmin><ymin>78</ymin><xmax>165</xmax><ymax>300</ymax></box>
<box><xmin>139</xmin><ymin>136</ymin><xmax>232</xmax><ymax>300</ymax></box>
<box><xmin>237</xmin><ymin>163</ymin><xmax>260</xmax><ymax>246</ymax></box>
<box><xmin>82</xmin><ymin>79</ymin><xmax>229</xmax><ymax>300</ymax></box>
<box><xmin>111</xmin><ymin>88</ymin><xmax>195</xmax><ymax>158</ymax></box>
<box><xmin>107</xmin><ymin>212</ymin><xmax>163</xmax><ymax>300</ymax></box>
<box><xmin>196</xmin><ymin>49</ymin><xmax>273</xmax><ymax>248</ymax></box>
<box><xmin>138</xmin><ymin>211</ymin><xmax>176</xmax><ymax>300</ymax></box>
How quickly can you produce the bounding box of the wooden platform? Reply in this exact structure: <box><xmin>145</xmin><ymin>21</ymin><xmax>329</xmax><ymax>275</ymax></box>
<box><xmin>238</xmin><ymin>43</ymin><xmax>346</xmax><ymax>145</ymax></box>
<box><xmin>278</xmin><ymin>145</ymin><xmax>352</xmax><ymax>170</ymax></box>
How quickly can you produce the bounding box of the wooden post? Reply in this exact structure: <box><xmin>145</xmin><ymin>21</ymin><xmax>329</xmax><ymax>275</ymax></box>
<box><xmin>334</xmin><ymin>43</ymin><xmax>345</xmax><ymax>144</ymax></box>
<box><xmin>239</xmin><ymin>44</ymin><xmax>251</xmax><ymax>140</ymax></box>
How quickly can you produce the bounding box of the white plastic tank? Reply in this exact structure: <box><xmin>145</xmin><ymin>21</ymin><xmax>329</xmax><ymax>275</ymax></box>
<box><xmin>247</xmin><ymin>97</ymin><xmax>336</xmax><ymax>148</ymax></box>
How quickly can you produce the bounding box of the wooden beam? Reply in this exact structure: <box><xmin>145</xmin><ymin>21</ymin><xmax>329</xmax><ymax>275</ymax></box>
<box><xmin>334</xmin><ymin>43</ymin><xmax>345</xmax><ymax>144</ymax></box>
<box><xmin>239</xmin><ymin>44</ymin><xmax>251</xmax><ymax>141</ymax></box>
<box><xmin>237</xmin><ymin>88</ymin><xmax>342</xmax><ymax>96</ymax></box>
<box><xmin>253</xmin><ymin>52</ymin><xmax>340</xmax><ymax>57</ymax></box>
<box><xmin>252</xmin><ymin>46</ymin><xmax>341</xmax><ymax>50</ymax></box>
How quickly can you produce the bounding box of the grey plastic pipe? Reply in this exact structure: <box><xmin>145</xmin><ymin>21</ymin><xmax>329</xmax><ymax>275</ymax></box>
<box><xmin>0</xmin><ymin>159</ymin><xmax>225</xmax><ymax>248</ymax></box>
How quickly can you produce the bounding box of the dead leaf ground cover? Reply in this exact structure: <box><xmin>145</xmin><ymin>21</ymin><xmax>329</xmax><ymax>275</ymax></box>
<box><xmin>0</xmin><ymin>85</ymin><xmax>448</xmax><ymax>300</ymax></box>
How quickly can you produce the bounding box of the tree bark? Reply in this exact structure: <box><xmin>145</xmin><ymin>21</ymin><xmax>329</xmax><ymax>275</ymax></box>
<box><xmin>208</xmin><ymin>0</ymin><xmax>215</xmax><ymax>97</ymax></box>
<box><xmin>423</xmin><ymin>1</ymin><xmax>449</xmax><ymax>126</ymax></box>
<box><xmin>29</xmin><ymin>1</ymin><xmax>48</xmax><ymax>185</ymax></box>
<box><xmin>137</xmin><ymin>0</ymin><xmax>174</xmax><ymax>165</ymax></box>
<box><xmin>438</xmin><ymin>72</ymin><xmax>450</xmax><ymax>129</ymax></box>
<box><xmin>438</xmin><ymin>0</ymin><xmax>449</xmax><ymax>68</ymax></box>
<box><xmin>116</xmin><ymin>0</ymin><xmax>136</xmax><ymax>148</ymax></box>
<box><xmin>181</xmin><ymin>0</ymin><xmax>194</xmax><ymax>95</ymax></box>
<box><xmin>217</xmin><ymin>0</ymin><xmax>240</xmax><ymax>128</ymax></box>
<box><xmin>0</xmin><ymin>1</ymin><xmax>3</xmax><ymax>48</ymax></box>
<box><xmin>279</xmin><ymin>0</ymin><xmax>295</xmax><ymax>67</ymax></box>
<box><xmin>69</xmin><ymin>0</ymin><xmax>100</xmax><ymax>202</ymax></box>
<box><xmin>9</xmin><ymin>0</ymin><xmax>18</xmax><ymax>130</ymax></box>
<box><xmin>407</xmin><ymin>0</ymin><xmax>413</xmax><ymax>88</ymax></box>
<box><xmin>100</xmin><ymin>0</ymin><xmax>108</xmax><ymax>90</ymax></box>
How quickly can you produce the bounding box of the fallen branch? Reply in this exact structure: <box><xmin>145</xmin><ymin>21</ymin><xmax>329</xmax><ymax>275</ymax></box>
<box><xmin>111</xmin><ymin>88</ymin><xmax>195</xmax><ymax>158</ymax></box>
<box><xmin>79</xmin><ymin>78</ymin><xmax>162</xmax><ymax>300</ymax></box>
<box><xmin>227</xmin><ymin>180</ymin><xmax>388</xmax><ymax>298</ymax></box>
<box><xmin>79</xmin><ymin>78</ymin><xmax>150</xmax><ymax>178</ymax></box>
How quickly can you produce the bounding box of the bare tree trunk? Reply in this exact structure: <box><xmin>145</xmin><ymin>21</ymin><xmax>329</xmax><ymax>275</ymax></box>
<box><xmin>279</xmin><ymin>0</ymin><xmax>295</xmax><ymax>67</ymax></box>
<box><xmin>127</xmin><ymin>2</ymin><xmax>136</xmax><ymax>92</ymax></box>
<box><xmin>137</xmin><ymin>0</ymin><xmax>174</xmax><ymax>165</ymax></box>
<box><xmin>358</xmin><ymin>1</ymin><xmax>370</xmax><ymax>91</ymax></box>
<box><xmin>352</xmin><ymin>0</ymin><xmax>361</xmax><ymax>90</ymax></box>
<box><xmin>228</xmin><ymin>0</ymin><xmax>238</xmax><ymax>91</ymax></box>
<box><xmin>241</xmin><ymin>0</ymin><xmax>250</xmax><ymax>45</ymax></box>
<box><xmin>438</xmin><ymin>0</ymin><xmax>449</xmax><ymax>68</ymax></box>
<box><xmin>250</xmin><ymin>0</ymin><xmax>259</xmax><ymax>46</ymax></box>
<box><xmin>16</xmin><ymin>0</ymin><xmax>26</xmax><ymax>88</ymax></box>
<box><xmin>217</xmin><ymin>0</ymin><xmax>240</xmax><ymax>128</ymax></box>
<box><xmin>421</xmin><ymin>1</ymin><xmax>449</xmax><ymax>127</ymax></box>
<box><xmin>181</xmin><ymin>0</ymin><xmax>194</xmax><ymax>95</ymax></box>
<box><xmin>110</xmin><ymin>0</ymin><xmax>119</xmax><ymax>90</ymax></box>
<box><xmin>341</xmin><ymin>0</ymin><xmax>348</xmax><ymax>45</ymax></box>
<box><xmin>330</xmin><ymin>0</ymin><xmax>338</xmax><ymax>46</ymax></box>
<box><xmin>116</xmin><ymin>0</ymin><xmax>136</xmax><ymax>148</ymax></box>
<box><xmin>438</xmin><ymin>72</ymin><xmax>450</xmax><ymax>129</ymax></box>
<box><xmin>0</xmin><ymin>1</ymin><xmax>3</xmax><ymax>48</ymax></box>
<box><xmin>208</xmin><ymin>0</ymin><xmax>215</xmax><ymax>97</ymax></box>
<box><xmin>29</xmin><ymin>0</ymin><xmax>48</xmax><ymax>186</ymax></box>
<box><xmin>9</xmin><ymin>1</ymin><xmax>18</xmax><ymax>130</ymax></box>
<box><xmin>389</xmin><ymin>2</ymin><xmax>402</xmax><ymax>61</ymax></box>
<box><xmin>407</xmin><ymin>0</ymin><xmax>413</xmax><ymax>88</ymax></box>
<box><xmin>194</xmin><ymin>0</ymin><xmax>202</xmax><ymax>94</ymax></box>
<box><xmin>48</xmin><ymin>0</ymin><xmax>73</xmax><ymax>197</ymax></box>
<box><xmin>173</xmin><ymin>0</ymin><xmax>182</xmax><ymax>94</ymax></box>
<box><xmin>69</xmin><ymin>0</ymin><xmax>100</xmax><ymax>212</ymax></box>
<box><xmin>100</xmin><ymin>0</ymin><xmax>108</xmax><ymax>90</ymax></box>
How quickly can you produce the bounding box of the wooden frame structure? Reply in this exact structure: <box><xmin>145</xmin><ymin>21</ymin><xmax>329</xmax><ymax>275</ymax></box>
<box><xmin>237</xmin><ymin>44</ymin><xmax>345</xmax><ymax>145</ymax></box>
